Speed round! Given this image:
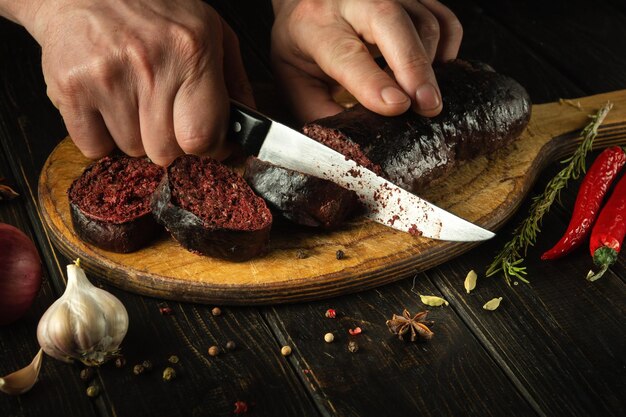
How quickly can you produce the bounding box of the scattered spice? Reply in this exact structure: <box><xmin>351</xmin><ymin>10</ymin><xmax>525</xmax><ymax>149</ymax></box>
<box><xmin>234</xmin><ymin>400</ymin><xmax>249</xmax><ymax>414</ymax></box>
<box><xmin>419</xmin><ymin>294</ymin><xmax>449</xmax><ymax>307</ymax></box>
<box><xmin>159</xmin><ymin>306</ymin><xmax>173</xmax><ymax>315</ymax></box>
<box><xmin>115</xmin><ymin>356</ymin><xmax>126</xmax><ymax>368</ymax></box>
<box><xmin>348</xmin><ymin>327</ymin><xmax>362</xmax><ymax>336</ymax></box>
<box><xmin>542</xmin><ymin>146</ymin><xmax>626</xmax><ymax>260</ymax></box>
<box><xmin>211</xmin><ymin>307</ymin><xmax>222</xmax><ymax>316</ymax></box>
<box><xmin>0</xmin><ymin>183</ymin><xmax>19</xmax><ymax>201</ymax></box>
<box><xmin>225</xmin><ymin>341</ymin><xmax>237</xmax><ymax>351</ymax></box>
<box><xmin>386</xmin><ymin>309</ymin><xmax>434</xmax><ymax>342</ymax></box>
<box><xmin>133</xmin><ymin>364</ymin><xmax>145</xmax><ymax>375</ymax></box>
<box><xmin>208</xmin><ymin>346</ymin><xmax>220</xmax><ymax>357</ymax></box>
<box><xmin>347</xmin><ymin>341</ymin><xmax>359</xmax><ymax>353</ymax></box>
<box><xmin>162</xmin><ymin>367</ymin><xmax>176</xmax><ymax>382</ymax></box>
<box><xmin>296</xmin><ymin>249</ymin><xmax>309</xmax><ymax>259</ymax></box>
<box><xmin>80</xmin><ymin>368</ymin><xmax>94</xmax><ymax>382</ymax></box>
<box><xmin>86</xmin><ymin>385</ymin><xmax>100</xmax><ymax>398</ymax></box>
<box><xmin>141</xmin><ymin>360</ymin><xmax>153</xmax><ymax>371</ymax></box>
<box><xmin>487</xmin><ymin>103</ymin><xmax>613</xmax><ymax>284</ymax></box>
<box><xmin>464</xmin><ymin>270</ymin><xmax>478</xmax><ymax>294</ymax></box>
<box><xmin>559</xmin><ymin>98</ymin><xmax>583</xmax><ymax>110</ymax></box>
<box><xmin>335</xmin><ymin>249</ymin><xmax>345</xmax><ymax>260</ymax></box>
<box><xmin>167</xmin><ymin>355</ymin><xmax>179</xmax><ymax>364</ymax></box>
<box><xmin>280</xmin><ymin>346</ymin><xmax>292</xmax><ymax>356</ymax></box>
<box><xmin>324</xmin><ymin>333</ymin><xmax>335</xmax><ymax>343</ymax></box>
<box><xmin>483</xmin><ymin>297</ymin><xmax>503</xmax><ymax>311</ymax></box>
<box><xmin>324</xmin><ymin>308</ymin><xmax>336</xmax><ymax>319</ymax></box>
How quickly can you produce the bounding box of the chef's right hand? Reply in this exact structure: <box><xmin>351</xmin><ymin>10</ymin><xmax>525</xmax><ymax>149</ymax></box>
<box><xmin>8</xmin><ymin>0</ymin><xmax>254</xmax><ymax>165</ymax></box>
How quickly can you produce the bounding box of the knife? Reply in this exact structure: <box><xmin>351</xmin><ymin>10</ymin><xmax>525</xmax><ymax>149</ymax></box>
<box><xmin>228</xmin><ymin>101</ymin><xmax>494</xmax><ymax>242</ymax></box>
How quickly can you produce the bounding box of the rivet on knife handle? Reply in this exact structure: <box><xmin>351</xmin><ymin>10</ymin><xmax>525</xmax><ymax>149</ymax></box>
<box><xmin>228</xmin><ymin>100</ymin><xmax>272</xmax><ymax>156</ymax></box>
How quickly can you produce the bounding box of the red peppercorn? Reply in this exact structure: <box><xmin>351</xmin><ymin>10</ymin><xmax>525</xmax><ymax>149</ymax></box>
<box><xmin>542</xmin><ymin>146</ymin><xmax>626</xmax><ymax>260</ymax></box>
<box><xmin>325</xmin><ymin>308</ymin><xmax>336</xmax><ymax>318</ymax></box>
<box><xmin>234</xmin><ymin>400</ymin><xmax>248</xmax><ymax>414</ymax></box>
<box><xmin>159</xmin><ymin>307</ymin><xmax>173</xmax><ymax>315</ymax></box>
<box><xmin>348</xmin><ymin>327</ymin><xmax>362</xmax><ymax>336</ymax></box>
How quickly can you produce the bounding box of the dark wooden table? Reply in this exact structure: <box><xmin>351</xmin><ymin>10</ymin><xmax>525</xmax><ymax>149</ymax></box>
<box><xmin>1</xmin><ymin>1</ymin><xmax>625</xmax><ymax>416</ymax></box>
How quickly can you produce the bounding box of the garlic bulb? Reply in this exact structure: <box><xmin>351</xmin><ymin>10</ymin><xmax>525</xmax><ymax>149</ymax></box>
<box><xmin>37</xmin><ymin>261</ymin><xmax>128</xmax><ymax>366</ymax></box>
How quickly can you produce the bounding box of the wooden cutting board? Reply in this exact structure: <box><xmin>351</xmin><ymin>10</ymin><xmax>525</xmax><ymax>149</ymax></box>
<box><xmin>38</xmin><ymin>90</ymin><xmax>626</xmax><ymax>305</ymax></box>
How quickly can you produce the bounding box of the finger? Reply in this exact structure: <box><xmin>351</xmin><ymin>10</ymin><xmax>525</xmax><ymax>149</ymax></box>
<box><xmin>60</xmin><ymin>104</ymin><xmax>116</xmax><ymax>159</ymax></box>
<box><xmin>303</xmin><ymin>28</ymin><xmax>411</xmax><ymax>116</ymax></box>
<box><xmin>222</xmin><ymin>21</ymin><xmax>255</xmax><ymax>108</ymax></box>
<box><xmin>140</xmin><ymin>89</ymin><xmax>182</xmax><ymax>166</ymax></box>
<box><xmin>99</xmin><ymin>90</ymin><xmax>143</xmax><ymax>157</ymax></box>
<box><xmin>405</xmin><ymin>0</ymin><xmax>463</xmax><ymax>61</ymax></box>
<box><xmin>342</xmin><ymin>0</ymin><xmax>442</xmax><ymax>116</ymax></box>
<box><xmin>389</xmin><ymin>0</ymin><xmax>441</xmax><ymax>62</ymax></box>
<box><xmin>274</xmin><ymin>60</ymin><xmax>344</xmax><ymax>122</ymax></box>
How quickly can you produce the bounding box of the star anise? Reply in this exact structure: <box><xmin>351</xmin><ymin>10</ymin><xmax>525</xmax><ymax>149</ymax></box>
<box><xmin>386</xmin><ymin>309</ymin><xmax>434</xmax><ymax>342</ymax></box>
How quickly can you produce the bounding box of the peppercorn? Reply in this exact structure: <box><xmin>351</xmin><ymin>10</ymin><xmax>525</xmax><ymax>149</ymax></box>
<box><xmin>159</xmin><ymin>306</ymin><xmax>173</xmax><ymax>315</ymax></box>
<box><xmin>86</xmin><ymin>385</ymin><xmax>100</xmax><ymax>398</ymax></box>
<box><xmin>347</xmin><ymin>341</ymin><xmax>359</xmax><ymax>353</ymax></box>
<box><xmin>335</xmin><ymin>249</ymin><xmax>345</xmax><ymax>260</ymax></box>
<box><xmin>324</xmin><ymin>333</ymin><xmax>334</xmax><ymax>343</ymax></box>
<box><xmin>208</xmin><ymin>345</ymin><xmax>220</xmax><ymax>357</ymax></box>
<box><xmin>225</xmin><ymin>341</ymin><xmax>237</xmax><ymax>351</ymax></box>
<box><xmin>281</xmin><ymin>346</ymin><xmax>292</xmax><ymax>356</ymax></box>
<box><xmin>324</xmin><ymin>308</ymin><xmax>336</xmax><ymax>318</ymax></box>
<box><xmin>168</xmin><ymin>355</ymin><xmax>180</xmax><ymax>364</ymax></box>
<box><xmin>80</xmin><ymin>368</ymin><xmax>94</xmax><ymax>382</ymax></box>
<box><xmin>211</xmin><ymin>307</ymin><xmax>222</xmax><ymax>316</ymax></box>
<box><xmin>115</xmin><ymin>356</ymin><xmax>126</xmax><ymax>368</ymax></box>
<box><xmin>162</xmin><ymin>367</ymin><xmax>176</xmax><ymax>382</ymax></box>
<box><xmin>296</xmin><ymin>249</ymin><xmax>309</xmax><ymax>259</ymax></box>
<box><xmin>133</xmin><ymin>364</ymin><xmax>145</xmax><ymax>375</ymax></box>
<box><xmin>142</xmin><ymin>360</ymin><xmax>153</xmax><ymax>371</ymax></box>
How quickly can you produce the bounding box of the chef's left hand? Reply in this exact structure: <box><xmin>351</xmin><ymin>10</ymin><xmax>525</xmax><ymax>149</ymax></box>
<box><xmin>271</xmin><ymin>0</ymin><xmax>463</xmax><ymax>123</ymax></box>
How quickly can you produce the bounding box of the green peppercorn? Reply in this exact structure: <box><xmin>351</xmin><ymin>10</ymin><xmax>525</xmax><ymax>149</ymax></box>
<box><xmin>141</xmin><ymin>360</ymin><xmax>153</xmax><ymax>371</ymax></box>
<box><xmin>80</xmin><ymin>368</ymin><xmax>94</xmax><ymax>382</ymax></box>
<box><xmin>347</xmin><ymin>340</ymin><xmax>359</xmax><ymax>353</ymax></box>
<box><xmin>86</xmin><ymin>385</ymin><xmax>100</xmax><ymax>398</ymax></box>
<box><xmin>162</xmin><ymin>367</ymin><xmax>176</xmax><ymax>382</ymax></box>
<box><xmin>133</xmin><ymin>364</ymin><xmax>145</xmax><ymax>375</ymax></box>
<box><xmin>168</xmin><ymin>355</ymin><xmax>180</xmax><ymax>364</ymax></box>
<box><xmin>115</xmin><ymin>356</ymin><xmax>126</xmax><ymax>368</ymax></box>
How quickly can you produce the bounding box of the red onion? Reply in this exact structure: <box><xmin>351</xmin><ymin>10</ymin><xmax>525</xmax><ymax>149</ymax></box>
<box><xmin>0</xmin><ymin>223</ymin><xmax>42</xmax><ymax>325</ymax></box>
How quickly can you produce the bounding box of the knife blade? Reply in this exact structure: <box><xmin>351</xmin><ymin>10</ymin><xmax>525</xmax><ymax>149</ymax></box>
<box><xmin>228</xmin><ymin>101</ymin><xmax>494</xmax><ymax>242</ymax></box>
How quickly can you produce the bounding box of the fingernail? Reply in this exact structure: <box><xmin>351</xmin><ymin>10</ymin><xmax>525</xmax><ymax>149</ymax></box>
<box><xmin>381</xmin><ymin>86</ymin><xmax>410</xmax><ymax>105</ymax></box>
<box><xmin>415</xmin><ymin>83</ymin><xmax>441</xmax><ymax>111</ymax></box>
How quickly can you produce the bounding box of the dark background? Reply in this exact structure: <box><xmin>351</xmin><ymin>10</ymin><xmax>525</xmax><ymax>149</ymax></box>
<box><xmin>1</xmin><ymin>0</ymin><xmax>625</xmax><ymax>416</ymax></box>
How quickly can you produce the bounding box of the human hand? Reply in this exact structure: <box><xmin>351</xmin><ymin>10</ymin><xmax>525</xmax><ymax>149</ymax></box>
<box><xmin>21</xmin><ymin>0</ymin><xmax>253</xmax><ymax>165</ymax></box>
<box><xmin>271</xmin><ymin>0</ymin><xmax>462</xmax><ymax>122</ymax></box>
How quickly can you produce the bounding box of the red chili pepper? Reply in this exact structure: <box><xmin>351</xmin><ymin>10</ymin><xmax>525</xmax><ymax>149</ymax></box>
<box><xmin>587</xmin><ymin>170</ymin><xmax>626</xmax><ymax>281</ymax></box>
<box><xmin>542</xmin><ymin>146</ymin><xmax>626</xmax><ymax>260</ymax></box>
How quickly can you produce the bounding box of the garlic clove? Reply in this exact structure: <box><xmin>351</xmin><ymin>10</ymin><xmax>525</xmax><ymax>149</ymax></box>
<box><xmin>0</xmin><ymin>349</ymin><xmax>43</xmax><ymax>395</ymax></box>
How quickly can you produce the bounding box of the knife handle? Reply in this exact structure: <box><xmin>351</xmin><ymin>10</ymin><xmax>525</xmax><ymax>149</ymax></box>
<box><xmin>228</xmin><ymin>100</ymin><xmax>272</xmax><ymax>156</ymax></box>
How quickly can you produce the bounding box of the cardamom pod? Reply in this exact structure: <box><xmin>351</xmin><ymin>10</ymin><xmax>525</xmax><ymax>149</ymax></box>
<box><xmin>419</xmin><ymin>294</ymin><xmax>449</xmax><ymax>307</ymax></box>
<box><xmin>483</xmin><ymin>297</ymin><xmax>503</xmax><ymax>311</ymax></box>
<box><xmin>464</xmin><ymin>270</ymin><xmax>478</xmax><ymax>294</ymax></box>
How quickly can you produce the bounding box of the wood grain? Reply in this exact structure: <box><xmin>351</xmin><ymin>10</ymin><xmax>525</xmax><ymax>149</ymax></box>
<box><xmin>37</xmin><ymin>90</ymin><xmax>626</xmax><ymax>305</ymax></box>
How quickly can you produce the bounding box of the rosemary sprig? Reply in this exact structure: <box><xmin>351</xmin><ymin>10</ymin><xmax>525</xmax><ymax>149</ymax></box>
<box><xmin>486</xmin><ymin>102</ymin><xmax>613</xmax><ymax>285</ymax></box>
